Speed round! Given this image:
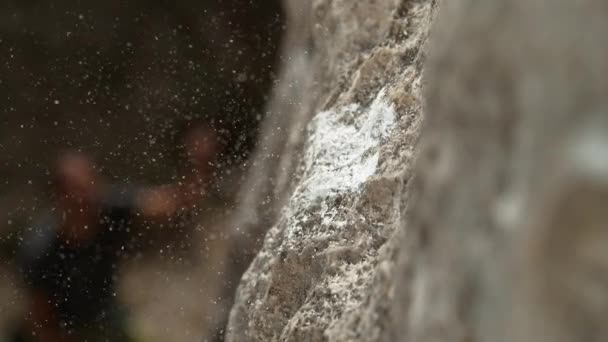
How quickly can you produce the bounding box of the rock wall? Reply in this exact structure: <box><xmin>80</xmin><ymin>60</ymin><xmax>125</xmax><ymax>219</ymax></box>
<box><xmin>227</xmin><ymin>0</ymin><xmax>608</xmax><ymax>341</ymax></box>
<box><xmin>227</xmin><ymin>0</ymin><xmax>434</xmax><ymax>340</ymax></box>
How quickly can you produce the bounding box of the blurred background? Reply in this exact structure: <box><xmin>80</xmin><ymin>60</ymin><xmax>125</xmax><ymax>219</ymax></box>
<box><xmin>0</xmin><ymin>1</ymin><xmax>284</xmax><ymax>341</ymax></box>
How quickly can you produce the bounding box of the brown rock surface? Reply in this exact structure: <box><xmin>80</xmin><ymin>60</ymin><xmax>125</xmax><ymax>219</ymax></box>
<box><xmin>227</xmin><ymin>0</ymin><xmax>608</xmax><ymax>341</ymax></box>
<box><xmin>227</xmin><ymin>1</ymin><xmax>434</xmax><ymax>340</ymax></box>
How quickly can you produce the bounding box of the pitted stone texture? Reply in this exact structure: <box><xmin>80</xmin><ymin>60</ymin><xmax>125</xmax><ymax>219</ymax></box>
<box><xmin>228</xmin><ymin>0</ymin><xmax>608</xmax><ymax>341</ymax></box>
<box><xmin>227</xmin><ymin>1</ymin><xmax>435</xmax><ymax>341</ymax></box>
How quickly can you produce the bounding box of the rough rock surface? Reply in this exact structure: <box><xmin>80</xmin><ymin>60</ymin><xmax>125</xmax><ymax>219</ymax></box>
<box><xmin>227</xmin><ymin>0</ymin><xmax>608</xmax><ymax>341</ymax></box>
<box><xmin>227</xmin><ymin>0</ymin><xmax>435</xmax><ymax>340</ymax></box>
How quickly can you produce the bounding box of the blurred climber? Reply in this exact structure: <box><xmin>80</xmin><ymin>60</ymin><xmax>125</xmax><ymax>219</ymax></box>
<box><xmin>11</xmin><ymin>124</ymin><xmax>219</xmax><ymax>342</ymax></box>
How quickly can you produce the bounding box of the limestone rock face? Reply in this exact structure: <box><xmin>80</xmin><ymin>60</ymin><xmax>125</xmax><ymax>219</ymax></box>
<box><xmin>227</xmin><ymin>0</ymin><xmax>608</xmax><ymax>341</ymax></box>
<box><xmin>227</xmin><ymin>1</ymin><xmax>435</xmax><ymax>340</ymax></box>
